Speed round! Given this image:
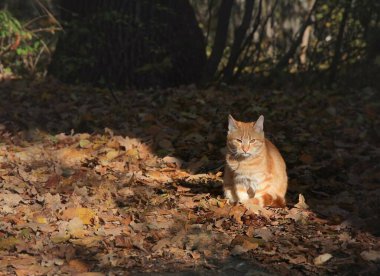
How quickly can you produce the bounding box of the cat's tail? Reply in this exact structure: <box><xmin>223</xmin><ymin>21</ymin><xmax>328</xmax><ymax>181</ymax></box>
<box><xmin>250</xmin><ymin>193</ymin><xmax>286</xmax><ymax>208</ymax></box>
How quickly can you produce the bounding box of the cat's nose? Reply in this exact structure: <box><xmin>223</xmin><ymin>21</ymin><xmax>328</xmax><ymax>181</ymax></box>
<box><xmin>242</xmin><ymin>145</ymin><xmax>249</xmax><ymax>152</ymax></box>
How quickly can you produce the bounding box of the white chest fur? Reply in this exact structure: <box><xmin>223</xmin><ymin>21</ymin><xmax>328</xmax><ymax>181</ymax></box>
<box><xmin>233</xmin><ymin>171</ymin><xmax>267</xmax><ymax>192</ymax></box>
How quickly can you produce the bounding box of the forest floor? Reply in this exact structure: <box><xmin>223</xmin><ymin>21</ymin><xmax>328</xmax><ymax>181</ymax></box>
<box><xmin>0</xmin><ymin>79</ymin><xmax>379</xmax><ymax>275</ymax></box>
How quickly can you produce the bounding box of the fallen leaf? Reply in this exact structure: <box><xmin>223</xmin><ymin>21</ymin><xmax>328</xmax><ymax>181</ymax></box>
<box><xmin>56</xmin><ymin>148</ymin><xmax>90</xmax><ymax>166</ymax></box>
<box><xmin>152</xmin><ymin>238</ymin><xmax>171</xmax><ymax>252</ymax></box>
<box><xmin>51</xmin><ymin>232</ymin><xmax>70</xmax><ymax>243</ymax></box>
<box><xmin>117</xmin><ymin>187</ymin><xmax>135</xmax><ymax>197</ymax></box>
<box><xmin>295</xmin><ymin>194</ymin><xmax>309</xmax><ymax>209</ymax></box>
<box><xmin>314</xmin><ymin>253</ymin><xmax>333</xmax><ymax>265</ymax></box>
<box><xmin>114</xmin><ymin>235</ymin><xmax>133</xmax><ymax>248</ymax></box>
<box><xmin>145</xmin><ymin>170</ymin><xmax>172</xmax><ymax>183</ymax></box>
<box><xmin>229</xmin><ymin>205</ymin><xmax>247</xmax><ymax>224</ymax></box>
<box><xmin>76</xmin><ymin>273</ymin><xmax>105</xmax><ymax>276</ymax></box>
<box><xmin>70</xmin><ymin>236</ymin><xmax>102</xmax><ymax>247</ymax></box>
<box><xmin>0</xmin><ymin>237</ymin><xmax>22</xmax><ymax>250</ymax></box>
<box><xmin>162</xmin><ymin>156</ymin><xmax>183</xmax><ymax>168</ymax></box>
<box><xmin>254</xmin><ymin>227</ymin><xmax>273</xmax><ymax>241</ymax></box>
<box><xmin>105</xmin><ymin>150</ymin><xmax>119</xmax><ymax>160</ymax></box>
<box><xmin>67</xmin><ymin>217</ymin><xmax>86</xmax><ymax>238</ymax></box>
<box><xmin>68</xmin><ymin>259</ymin><xmax>89</xmax><ymax>273</ymax></box>
<box><xmin>62</xmin><ymin>207</ymin><xmax>96</xmax><ymax>224</ymax></box>
<box><xmin>289</xmin><ymin>255</ymin><xmax>307</xmax><ymax>264</ymax></box>
<box><xmin>299</xmin><ymin>153</ymin><xmax>313</xmax><ymax>164</ymax></box>
<box><xmin>286</xmin><ymin>208</ymin><xmax>308</xmax><ymax>222</ymax></box>
<box><xmin>79</xmin><ymin>139</ymin><xmax>92</xmax><ymax>148</ymax></box>
<box><xmin>0</xmin><ymin>193</ymin><xmax>23</xmax><ymax>207</ymax></box>
<box><xmin>231</xmin><ymin>240</ymin><xmax>258</xmax><ymax>255</ymax></box>
<box><xmin>360</xmin><ymin>250</ymin><xmax>380</xmax><ymax>262</ymax></box>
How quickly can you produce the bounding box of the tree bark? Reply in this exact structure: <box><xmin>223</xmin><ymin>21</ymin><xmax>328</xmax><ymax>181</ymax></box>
<box><xmin>273</xmin><ymin>0</ymin><xmax>319</xmax><ymax>72</ymax></box>
<box><xmin>201</xmin><ymin>0</ymin><xmax>234</xmax><ymax>84</ymax></box>
<box><xmin>222</xmin><ymin>0</ymin><xmax>254</xmax><ymax>83</ymax></box>
<box><xmin>299</xmin><ymin>0</ymin><xmax>314</xmax><ymax>68</ymax></box>
<box><xmin>49</xmin><ymin>0</ymin><xmax>206</xmax><ymax>88</ymax></box>
<box><xmin>328</xmin><ymin>0</ymin><xmax>352</xmax><ymax>85</ymax></box>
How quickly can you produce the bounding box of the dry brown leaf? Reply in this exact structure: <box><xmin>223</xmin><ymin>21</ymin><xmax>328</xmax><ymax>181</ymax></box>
<box><xmin>360</xmin><ymin>250</ymin><xmax>380</xmax><ymax>262</ymax></box>
<box><xmin>152</xmin><ymin>238</ymin><xmax>171</xmax><ymax>252</ymax></box>
<box><xmin>0</xmin><ymin>237</ymin><xmax>22</xmax><ymax>250</ymax></box>
<box><xmin>114</xmin><ymin>235</ymin><xmax>133</xmax><ymax>248</ymax></box>
<box><xmin>158</xmin><ymin>139</ymin><xmax>174</xmax><ymax>150</ymax></box>
<box><xmin>0</xmin><ymin>193</ymin><xmax>23</xmax><ymax>207</ymax></box>
<box><xmin>70</xmin><ymin>236</ymin><xmax>102</xmax><ymax>247</ymax></box>
<box><xmin>176</xmin><ymin>185</ymin><xmax>191</xmax><ymax>192</ymax></box>
<box><xmin>105</xmin><ymin>150</ymin><xmax>120</xmax><ymax>160</ymax></box>
<box><xmin>295</xmin><ymin>194</ymin><xmax>309</xmax><ymax>209</ymax></box>
<box><xmin>162</xmin><ymin>156</ymin><xmax>183</xmax><ymax>168</ymax></box>
<box><xmin>145</xmin><ymin>170</ymin><xmax>172</xmax><ymax>183</ymax></box>
<box><xmin>231</xmin><ymin>240</ymin><xmax>258</xmax><ymax>255</ymax></box>
<box><xmin>76</xmin><ymin>273</ymin><xmax>105</xmax><ymax>276</ymax></box>
<box><xmin>286</xmin><ymin>208</ymin><xmax>308</xmax><ymax>222</ymax></box>
<box><xmin>229</xmin><ymin>205</ymin><xmax>247</xmax><ymax>224</ymax></box>
<box><xmin>118</xmin><ymin>187</ymin><xmax>135</xmax><ymax>197</ymax></box>
<box><xmin>67</xmin><ymin>217</ymin><xmax>86</xmax><ymax>238</ymax></box>
<box><xmin>299</xmin><ymin>153</ymin><xmax>314</xmax><ymax>164</ymax></box>
<box><xmin>254</xmin><ymin>227</ymin><xmax>273</xmax><ymax>241</ymax></box>
<box><xmin>56</xmin><ymin>148</ymin><xmax>90</xmax><ymax>167</ymax></box>
<box><xmin>68</xmin><ymin>259</ymin><xmax>89</xmax><ymax>273</ymax></box>
<box><xmin>288</xmin><ymin>255</ymin><xmax>307</xmax><ymax>264</ymax></box>
<box><xmin>313</xmin><ymin>253</ymin><xmax>333</xmax><ymax>265</ymax></box>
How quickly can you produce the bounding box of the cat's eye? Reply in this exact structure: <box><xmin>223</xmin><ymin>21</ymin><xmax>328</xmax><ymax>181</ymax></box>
<box><xmin>250</xmin><ymin>139</ymin><xmax>256</xmax><ymax>143</ymax></box>
<box><xmin>236</xmin><ymin>139</ymin><xmax>242</xmax><ymax>143</ymax></box>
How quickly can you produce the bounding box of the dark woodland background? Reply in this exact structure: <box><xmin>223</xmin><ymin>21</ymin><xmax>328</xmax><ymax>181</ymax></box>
<box><xmin>1</xmin><ymin>0</ymin><xmax>379</xmax><ymax>88</ymax></box>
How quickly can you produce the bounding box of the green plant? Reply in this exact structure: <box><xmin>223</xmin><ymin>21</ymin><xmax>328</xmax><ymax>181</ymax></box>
<box><xmin>0</xmin><ymin>9</ymin><xmax>60</xmax><ymax>78</ymax></box>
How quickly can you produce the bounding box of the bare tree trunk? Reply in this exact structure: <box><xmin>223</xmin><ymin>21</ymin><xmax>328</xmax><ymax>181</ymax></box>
<box><xmin>201</xmin><ymin>0</ymin><xmax>233</xmax><ymax>84</ymax></box>
<box><xmin>273</xmin><ymin>0</ymin><xmax>319</xmax><ymax>72</ymax></box>
<box><xmin>233</xmin><ymin>0</ymin><xmax>277</xmax><ymax>81</ymax></box>
<box><xmin>49</xmin><ymin>0</ymin><xmax>206</xmax><ymax>88</ymax></box>
<box><xmin>222</xmin><ymin>0</ymin><xmax>254</xmax><ymax>83</ymax></box>
<box><xmin>328</xmin><ymin>0</ymin><xmax>352</xmax><ymax>85</ymax></box>
<box><xmin>299</xmin><ymin>0</ymin><xmax>314</xmax><ymax>68</ymax></box>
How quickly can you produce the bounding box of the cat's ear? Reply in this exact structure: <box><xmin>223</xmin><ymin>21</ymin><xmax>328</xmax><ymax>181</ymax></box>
<box><xmin>254</xmin><ymin>115</ymin><xmax>264</xmax><ymax>132</ymax></box>
<box><xmin>228</xmin><ymin>114</ymin><xmax>238</xmax><ymax>132</ymax></box>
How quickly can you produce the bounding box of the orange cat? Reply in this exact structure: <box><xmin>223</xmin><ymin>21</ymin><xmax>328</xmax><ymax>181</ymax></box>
<box><xmin>223</xmin><ymin>115</ymin><xmax>287</xmax><ymax>207</ymax></box>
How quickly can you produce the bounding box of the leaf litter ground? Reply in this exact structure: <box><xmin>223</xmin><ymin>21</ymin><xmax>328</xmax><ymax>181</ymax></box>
<box><xmin>0</xmin><ymin>80</ymin><xmax>379</xmax><ymax>275</ymax></box>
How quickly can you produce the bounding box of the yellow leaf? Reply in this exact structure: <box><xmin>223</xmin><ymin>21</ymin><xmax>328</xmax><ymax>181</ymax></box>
<box><xmin>70</xmin><ymin>236</ymin><xmax>102</xmax><ymax>247</ymax></box>
<box><xmin>35</xmin><ymin>216</ymin><xmax>48</xmax><ymax>224</ymax></box>
<box><xmin>125</xmin><ymin>148</ymin><xmax>139</xmax><ymax>159</ymax></box>
<box><xmin>106</xmin><ymin>150</ymin><xmax>119</xmax><ymax>160</ymax></box>
<box><xmin>62</xmin><ymin>207</ymin><xmax>96</xmax><ymax>225</ymax></box>
<box><xmin>51</xmin><ymin>232</ymin><xmax>70</xmax><ymax>243</ymax></box>
<box><xmin>79</xmin><ymin>139</ymin><xmax>92</xmax><ymax>148</ymax></box>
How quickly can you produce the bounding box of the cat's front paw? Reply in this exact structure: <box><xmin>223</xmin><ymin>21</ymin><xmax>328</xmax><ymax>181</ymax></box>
<box><xmin>224</xmin><ymin>190</ymin><xmax>237</xmax><ymax>204</ymax></box>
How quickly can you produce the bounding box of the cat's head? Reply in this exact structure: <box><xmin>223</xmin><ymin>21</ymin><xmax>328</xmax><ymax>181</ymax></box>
<box><xmin>226</xmin><ymin>115</ymin><xmax>265</xmax><ymax>159</ymax></box>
